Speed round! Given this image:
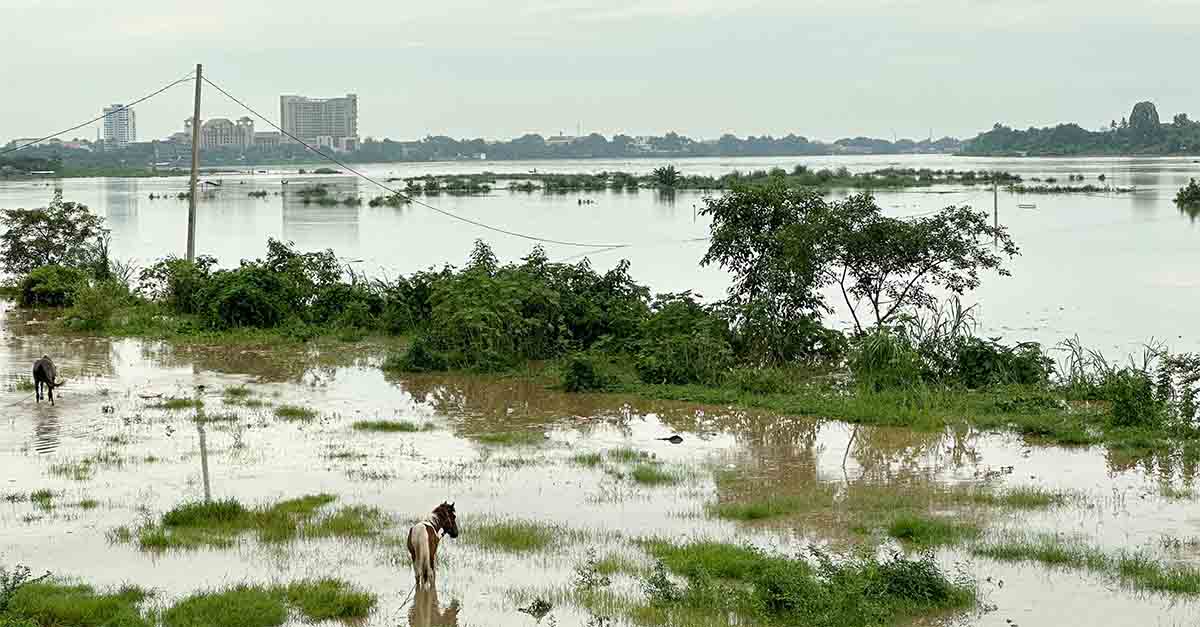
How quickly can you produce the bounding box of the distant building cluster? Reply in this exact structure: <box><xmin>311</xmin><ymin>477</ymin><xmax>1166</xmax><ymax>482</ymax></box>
<box><xmin>57</xmin><ymin>92</ymin><xmax>362</xmax><ymax>153</ymax></box>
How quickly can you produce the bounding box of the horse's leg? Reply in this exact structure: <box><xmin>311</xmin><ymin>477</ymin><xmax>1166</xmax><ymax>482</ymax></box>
<box><xmin>34</xmin><ymin>380</ymin><xmax>40</xmax><ymax>402</ymax></box>
<box><xmin>48</xmin><ymin>385</ymin><xmax>54</xmax><ymax>406</ymax></box>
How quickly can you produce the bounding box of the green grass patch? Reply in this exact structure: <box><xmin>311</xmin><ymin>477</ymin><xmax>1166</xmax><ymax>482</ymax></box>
<box><xmin>151</xmin><ymin>398</ymin><xmax>203</xmax><ymax>411</ymax></box>
<box><xmin>886</xmin><ymin>513</ymin><xmax>981</xmax><ymax>547</ymax></box>
<box><xmin>468</xmin><ymin>519</ymin><xmax>566</xmax><ymax>553</ymax></box>
<box><xmin>571</xmin><ymin>452</ymin><xmax>604</xmax><ymax>467</ymax></box>
<box><xmin>29</xmin><ymin>489</ymin><xmax>55</xmax><ymax>510</ymax></box>
<box><xmin>222</xmin><ymin>386</ymin><xmax>253</xmax><ymax>400</ymax></box>
<box><xmin>125</xmin><ymin>494</ymin><xmax>385</xmax><ymax>551</ymax></box>
<box><xmin>607</xmin><ymin>447</ymin><xmax>651</xmax><ymax>463</ymax></box>
<box><xmin>48</xmin><ymin>460</ymin><xmax>95</xmax><ymax>481</ymax></box>
<box><xmin>5</xmin><ymin>581</ymin><xmax>151</xmax><ymax>627</ymax></box>
<box><xmin>78</xmin><ymin>499</ymin><xmax>100</xmax><ymax>510</ymax></box>
<box><xmin>282</xmin><ymin>579</ymin><xmax>376</xmax><ymax>620</ymax></box>
<box><xmin>475</xmin><ymin>431</ymin><xmax>544</xmax><ymax>446</ymax></box>
<box><xmin>273</xmin><ymin>405</ymin><xmax>317</xmax><ymax>421</ymax></box>
<box><xmin>629</xmin><ymin>463</ymin><xmax>681</xmax><ymax>486</ymax></box>
<box><xmin>639</xmin><ymin>539</ymin><xmax>975</xmax><ymax>627</ymax></box>
<box><xmin>162</xmin><ymin>585</ymin><xmax>285</xmax><ymax>627</ymax></box>
<box><xmin>351</xmin><ymin>420</ymin><xmax>431</xmax><ymax>433</ymax></box>
<box><xmin>304</xmin><ymin>505</ymin><xmax>387</xmax><ymax>539</ymax></box>
<box><xmin>971</xmin><ymin>533</ymin><xmax>1200</xmax><ymax>595</ymax></box>
<box><xmin>160</xmin><ymin>580</ymin><xmax>376</xmax><ymax>627</ymax></box>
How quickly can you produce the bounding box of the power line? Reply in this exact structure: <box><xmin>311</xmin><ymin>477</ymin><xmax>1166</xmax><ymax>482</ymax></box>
<box><xmin>0</xmin><ymin>71</ymin><xmax>196</xmax><ymax>157</ymax></box>
<box><xmin>201</xmin><ymin>74</ymin><xmax>630</xmax><ymax>250</ymax></box>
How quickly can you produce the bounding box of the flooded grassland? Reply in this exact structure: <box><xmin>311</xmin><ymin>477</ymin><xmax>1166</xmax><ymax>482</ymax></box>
<box><xmin>2</xmin><ymin>301</ymin><xmax>1200</xmax><ymax>627</ymax></box>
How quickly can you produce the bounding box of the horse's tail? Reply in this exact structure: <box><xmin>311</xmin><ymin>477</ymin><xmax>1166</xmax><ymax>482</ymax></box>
<box><xmin>409</xmin><ymin>525</ymin><xmax>432</xmax><ymax>587</ymax></box>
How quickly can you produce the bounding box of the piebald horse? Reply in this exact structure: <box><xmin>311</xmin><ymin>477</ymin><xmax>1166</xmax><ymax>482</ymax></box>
<box><xmin>407</xmin><ymin>502</ymin><xmax>458</xmax><ymax>588</ymax></box>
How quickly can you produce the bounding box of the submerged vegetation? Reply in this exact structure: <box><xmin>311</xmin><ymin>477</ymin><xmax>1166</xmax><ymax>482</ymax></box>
<box><xmin>0</xmin><ymin>575</ymin><xmax>375</xmax><ymax>627</ymax></box>
<box><xmin>401</xmin><ymin>165</ymin><xmax>1022</xmax><ymax>195</ymax></box>
<box><xmin>636</xmin><ymin>540</ymin><xmax>975</xmax><ymax>627</ymax></box>
<box><xmin>116</xmin><ymin>494</ymin><xmax>387</xmax><ymax>551</ymax></box>
<box><xmin>972</xmin><ymin>533</ymin><xmax>1200</xmax><ymax>595</ymax></box>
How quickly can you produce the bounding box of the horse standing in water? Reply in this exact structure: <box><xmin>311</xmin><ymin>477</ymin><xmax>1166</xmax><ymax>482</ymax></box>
<box><xmin>407</xmin><ymin>502</ymin><xmax>458</xmax><ymax>588</ymax></box>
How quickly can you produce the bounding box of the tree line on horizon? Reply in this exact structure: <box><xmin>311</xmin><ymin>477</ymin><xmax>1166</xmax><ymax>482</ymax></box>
<box><xmin>961</xmin><ymin>101</ymin><xmax>1200</xmax><ymax>156</ymax></box>
<box><xmin>2</xmin><ymin>131</ymin><xmax>961</xmax><ymax>173</ymax></box>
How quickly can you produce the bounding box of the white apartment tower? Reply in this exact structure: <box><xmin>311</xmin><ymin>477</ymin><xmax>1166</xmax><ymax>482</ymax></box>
<box><xmin>279</xmin><ymin>94</ymin><xmax>358</xmax><ymax>151</ymax></box>
<box><xmin>102</xmin><ymin>104</ymin><xmax>136</xmax><ymax>148</ymax></box>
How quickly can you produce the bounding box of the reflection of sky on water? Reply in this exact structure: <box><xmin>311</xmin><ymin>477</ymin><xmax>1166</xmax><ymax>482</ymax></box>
<box><xmin>1</xmin><ymin>155</ymin><xmax>1199</xmax><ymax>352</ymax></box>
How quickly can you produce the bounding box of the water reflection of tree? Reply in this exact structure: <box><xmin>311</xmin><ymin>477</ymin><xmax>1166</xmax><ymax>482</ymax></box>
<box><xmin>852</xmin><ymin>424</ymin><xmax>981</xmax><ymax>484</ymax></box>
<box><xmin>1105</xmin><ymin>441</ymin><xmax>1200</xmax><ymax>487</ymax></box>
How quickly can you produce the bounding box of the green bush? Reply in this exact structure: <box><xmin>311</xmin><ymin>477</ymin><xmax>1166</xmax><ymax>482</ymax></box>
<box><xmin>562</xmin><ymin>352</ymin><xmax>619</xmax><ymax>392</ymax></box>
<box><xmin>18</xmin><ymin>265</ymin><xmax>88</xmax><ymax>307</ymax></box>
<box><xmin>951</xmin><ymin>338</ymin><xmax>1052</xmax><ymax>389</ymax></box>
<box><xmin>726</xmin><ymin>367</ymin><xmax>798</xmax><ymax>395</ymax></box>
<box><xmin>635</xmin><ymin>293</ymin><xmax>734</xmax><ymax>385</ymax></box>
<box><xmin>1105</xmin><ymin>369</ymin><xmax>1162</xmax><ymax>427</ymax></box>
<box><xmin>66</xmin><ymin>280</ymin><xmax>129</xmax><ymax>330</ymax></box>
<box><xmin>388</xmin><ymin>334</ymin><xmax>449</xmax><ymax>372</ymax></box>
<box><xmin>849</xmin><ymin>329</ymin><xmax>923</xmax><ymax>390</ymax></box>
<box><xmin>138</xmin><ymin>255</ymin><xmax>216</xmax><ymax>314</ymax></box>
<box><xmin>199</xmin><ymin>265</ymin><xmax>290</xmax><ymax>329</ymax></box>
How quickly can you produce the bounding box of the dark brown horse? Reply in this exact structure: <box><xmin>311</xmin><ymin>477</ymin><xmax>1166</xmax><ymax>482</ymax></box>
<box><xmin>406</xmin><ymin>502</ymin><xmax>458</xmax><ymax>588</ymax></box>
<box><xmin>33</xmin><ymin>356</ymin><xmax>62</xmax><ymax>405</ymax></box>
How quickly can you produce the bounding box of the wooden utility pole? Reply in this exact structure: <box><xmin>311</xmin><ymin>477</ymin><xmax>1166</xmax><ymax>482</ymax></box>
<box><xmin>187</xmin><ymin>64</ymin><xmax>203</xmax><ymax>261</ymax></box>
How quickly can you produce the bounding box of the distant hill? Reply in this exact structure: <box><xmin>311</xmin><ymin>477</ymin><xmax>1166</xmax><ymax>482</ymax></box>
<box><xmin>961</xmin><ymin>102</ymin><xmax>1200</xmax><ymax>156</ymax></box>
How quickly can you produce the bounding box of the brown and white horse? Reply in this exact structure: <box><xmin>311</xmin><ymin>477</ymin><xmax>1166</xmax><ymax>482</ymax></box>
<box><xmin>407</xmin><ymin>502</ymin><xmax>458</xmax><ymax>588</ymax></box>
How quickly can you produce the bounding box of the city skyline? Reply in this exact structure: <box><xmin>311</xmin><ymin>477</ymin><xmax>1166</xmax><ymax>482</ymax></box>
<box><xmin>4</xmin><ymin>1</ymin><xmax>1198</xmax><ymax>146</ymax></box>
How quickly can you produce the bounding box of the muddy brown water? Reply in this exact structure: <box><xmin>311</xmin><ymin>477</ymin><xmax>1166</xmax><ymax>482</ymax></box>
<box><xmin>1</xmin><ymin>300</ymin><xmax>1199</xmax><ymax>626</ymax></box>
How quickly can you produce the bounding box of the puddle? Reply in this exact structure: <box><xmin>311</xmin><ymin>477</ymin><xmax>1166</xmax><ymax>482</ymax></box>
<box><xmin>2</xmin><ymin>301</ymin><xmax>1199</xmax><ymax>626</ymax></box>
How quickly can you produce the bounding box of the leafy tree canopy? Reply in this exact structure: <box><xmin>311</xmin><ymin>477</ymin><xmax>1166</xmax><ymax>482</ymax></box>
<box><xmin>701</xmin><ymin>185</ymin><xmax>1018</xmax><ymax>334</ymax></box>
<box><xmin>0</xmin><ymin>191</ymin><xmax>108</xmax><ymax>276</ymax></box>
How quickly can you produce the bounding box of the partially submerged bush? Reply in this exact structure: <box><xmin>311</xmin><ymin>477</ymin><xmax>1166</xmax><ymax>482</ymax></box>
<box><xmin>641</xmin><ymin>541</ymin><xmax>974</xmax><ymax>627</ymax></box>
<box><xmin>562</xmin><ymin>351</ymin><xmax>619</xmax><ymax>392</ymax></box>
<box><xmin>634</xmin><ymin>293</ymin><xmax>734</xmax><ymax>385</ymax></box>
<box><xmin>18</xmin><ymin>265</ymin><xmax>88</xmax><ymax>307</ymax></box>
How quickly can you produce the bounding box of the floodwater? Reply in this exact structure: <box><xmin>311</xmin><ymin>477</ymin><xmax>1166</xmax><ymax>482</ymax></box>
<box><xmin>1</xmin><ymin>155</ymin><xmax>1199</xmax><ymax>353</ymax></box>
<box><xmin>2</xmin><ymin>300</ymin><xmax>1200</xmax><ymax>627</ymax></box>
<box><xmin>3</xmin><ymin>155</ymin><xmax>1200</xmax><ymax>625</ymax></box>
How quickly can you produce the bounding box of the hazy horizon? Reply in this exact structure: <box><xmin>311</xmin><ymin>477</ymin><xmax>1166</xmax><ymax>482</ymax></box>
<box><xmin>3</xmin><ymin>0</ymin><xmax>1197</xmax><ymax>145</ymax></box>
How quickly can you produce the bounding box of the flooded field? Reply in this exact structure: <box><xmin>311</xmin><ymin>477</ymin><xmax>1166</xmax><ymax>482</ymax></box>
<box><xmin>3</xmin><ymin>297</ymin><xmax>1200</xmax><ymax>626</ymax></box>
<box><xmin>1</xmin><ymin>155</ymin><xmax>1199</xmax><ymax>352</ymax></box>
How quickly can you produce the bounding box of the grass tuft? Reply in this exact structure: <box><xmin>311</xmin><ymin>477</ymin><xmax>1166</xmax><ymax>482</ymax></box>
<box><xmin>629</xmin><ymin>463</ymin><xmax>680</xmax><ymax>486</ymax></box>
<box><xmin>469</xmin><ymin>519</ymin><xmax>565</xmax><ymax>553</ymax></box>
<box><xmin>5</xmin><ymin>581</ymin><xmax>151</xmax><ymax>627</ymax></box>
<box><xmin>352</xmin><ymin>420</ymin><xmax>432</xmax><ymax>433</ymax></box>
<box><xmin>151</xmin><ymin>398</ymin><xmax>203</xmax><ymax>411</ymax></box>
<box><xmin>475</xmin><ymin>431</ymin><xmax>544</xmax><ymax>446</ymax></box>
<box><xmin>273</xmin><ymin>405</ymin><xmax>317</xmax><ymax>421</ymax></box>
<box><xmin>886</xmin><ymin>513</ymin><xmax>981</xmax><ymax>547</ymax></box>
<box><xmin>283</xmin><ymin>579</ymin><xmax>376</xmax><ymax>620</ymax></box>
<box><xmin>162</xmin><ymin>585</ymin><xmax>285</xmax><ymax>627</ymax></box>
<box><xmin>971</xmin><ymin>533</ymin><xmax>1200</xmax><ymax>595</ymax></box>
<box><xmin>571</xmin><ymin>452</ymin><xmax>603</xmax><ymax>467</ymax></box>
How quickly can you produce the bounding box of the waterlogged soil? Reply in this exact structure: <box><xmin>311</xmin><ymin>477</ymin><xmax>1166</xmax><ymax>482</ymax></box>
<box><xmin>2</xmin><ymin>303</ymin><xmax>1199</xmax><ymax>626</ymax></box>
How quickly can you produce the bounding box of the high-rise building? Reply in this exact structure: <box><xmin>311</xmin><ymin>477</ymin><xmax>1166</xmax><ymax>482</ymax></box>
<box><xmin>102</xmin><ymin>104</ymin><xmax>136</xmax><ymax>149</ymax></box>
<box><xmin>280</xmin><ymin>94</ymin><xmax>358</xmax><ymax>151</ymax></box>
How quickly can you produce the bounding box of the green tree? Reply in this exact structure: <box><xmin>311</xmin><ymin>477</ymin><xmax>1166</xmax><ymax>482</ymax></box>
<box><xmin>701</xmin><ymin>185</ymin><xmax>1018</xmax><ymax>334</ymax></box>
<box><xmin>651</xmin><ymin>165</ymin><xmax>681</xmax><ymax>188</ymax></box>
<box><xmin>0</xmin><ymin>190</ymin><xmax>108</xmax><ymax>276</ymax></box>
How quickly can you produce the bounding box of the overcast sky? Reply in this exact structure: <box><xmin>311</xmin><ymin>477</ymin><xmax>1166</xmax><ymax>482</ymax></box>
<box><xmin>2</xmin><ymin>0</ymin><xmax>1197</xmax><ymax>143</ymax></box>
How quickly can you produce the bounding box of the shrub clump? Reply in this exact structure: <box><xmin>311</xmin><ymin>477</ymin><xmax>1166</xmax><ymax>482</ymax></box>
<box><xmin>18</xmin><ymin>265</ymin><xmax>88</xmax><ymax>307</ymax></box>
